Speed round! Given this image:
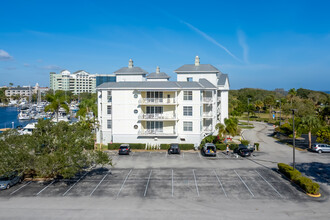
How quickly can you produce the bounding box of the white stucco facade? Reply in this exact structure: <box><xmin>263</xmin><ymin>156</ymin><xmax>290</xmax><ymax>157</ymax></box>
<box><xmin>96</xmin><ymin>57</ymin><xmax>229</xmax><ymax>147</ymax></box>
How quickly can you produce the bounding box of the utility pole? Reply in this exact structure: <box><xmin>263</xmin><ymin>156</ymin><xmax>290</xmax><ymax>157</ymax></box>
<box><xmin>292</xmin><ymin>109</ymin><xmax>297</xmax><ymax>170</ymax></box>
<box><xmin>277</xmin><ymin>99</ymin><xmax>282</xmax><ymax>126</ymax></box>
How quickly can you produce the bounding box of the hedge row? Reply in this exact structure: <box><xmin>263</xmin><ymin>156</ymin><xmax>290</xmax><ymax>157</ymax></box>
<box><xmin>278</xmin><ymin>163</ymin><xmax>320</xmax><ymax>195</ymax></box>
<box><xmin>107</xmin><ymin>143</ymin><xmax>195</xmax><ymax>150</ymax></box>
<box><xmin>214</xmin><ymin>143</ymin><xmax>239</xmax><ymax>151</ymax></box>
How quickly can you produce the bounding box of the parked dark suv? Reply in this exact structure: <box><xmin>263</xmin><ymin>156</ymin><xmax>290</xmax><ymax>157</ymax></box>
<box><xmin>234</xmin><ymin>144</ymin><xmax>252</xmax><ymax>157</ymax></box>
<box><xmin>118</xmin><ymin>144</ymin><xmax>131</xmax><ymax>155</ymax></box>
<box><xmin>201</xmin><ymin>143</ymin><xmax>217</xmax><ymax>157</ymax></box>
<box><xmin>168</xmin><ymin>144</ymin><xmax>180</xmax><ymax>154</ymax></box>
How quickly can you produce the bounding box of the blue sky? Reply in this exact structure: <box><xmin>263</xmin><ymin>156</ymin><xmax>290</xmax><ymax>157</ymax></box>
<box><xmin>0</xmin><ymin>0</ymin><xmax>329</xmax><ymax>90</ymax></box>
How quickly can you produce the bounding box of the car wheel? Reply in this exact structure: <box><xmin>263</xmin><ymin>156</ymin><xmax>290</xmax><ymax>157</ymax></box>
<box><xmin>6</xmin><ymin>184</ymin><xmax>10</xmax><ymax>189</ymax></box>
<box><xmin>318</xmin><ymin>150</ymin><xmax>322</xmax><ymax>154</ymax></box>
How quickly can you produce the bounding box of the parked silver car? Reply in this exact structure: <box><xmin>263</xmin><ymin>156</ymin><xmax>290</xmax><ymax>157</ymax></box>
<box><xmin>0</xmin><ymin>171</ymin><xmax>23</xmax><ymax>190</ymax></box>
<box><xmin>311</xmin><ymin>143</ymin><xmax>330</xmax><ymax>153</ymax></box>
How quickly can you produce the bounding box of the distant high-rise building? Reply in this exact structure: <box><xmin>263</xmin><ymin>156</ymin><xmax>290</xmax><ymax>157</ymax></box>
<box><xmin>50</xmin><ymin>70</ymin><xmax>98</xmax><ymax>94</ymax></box>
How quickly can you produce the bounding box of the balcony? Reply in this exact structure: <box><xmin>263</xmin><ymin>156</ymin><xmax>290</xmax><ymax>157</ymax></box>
<box><xmin>202</xmin><ymin>112</ymin><xmax>213</xmax><ymax>118</ymax></box>
<box><xmin>138</xmin><ymin>129</ymin><xmax>177</xmax><ymax>136</ymax></box>
<box><xmin>203</xmin><ymin>126</ymin><xmax>213</xmax><ymax>132</ymax></box>
<box><xmin>138</xmin><ymin>113</ymin><xmax>177</xmax><ymax>120</ymax></box>
<box><xmin>217</xmin><ymin>96</ymin><xmax>221</xmax><ymax>102</ymax></box>
<box><xmin>139</xmin><ymin>98</ymin><xmax>177</xmax><ymax>105</ymax></box>
<box><xmin>202</xmin><ymin>97</ymin><xmax>213</xmax><ymax>103</ymax></box>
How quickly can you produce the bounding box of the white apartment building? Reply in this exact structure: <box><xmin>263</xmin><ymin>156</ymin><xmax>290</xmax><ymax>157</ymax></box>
<box><xmin>96</xmin><ymin>56</ymin><xmax>229</xmax><ymax>147</ymax></box>
<box><xmin>50</xmin><ymin>70</ymin><xmax>96</xmax><ymax>94</ymax></box>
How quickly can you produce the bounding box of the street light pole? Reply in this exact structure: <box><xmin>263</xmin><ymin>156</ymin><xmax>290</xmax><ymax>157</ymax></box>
<box><xmin>292</xmin><ymin>109</ymin><xmax>296</xmax><ymax>170</ymax></box>
<box><xmin>247</xmin><ymin>98</ymin><xmax>251</xmax><ymax>126</ymax></box>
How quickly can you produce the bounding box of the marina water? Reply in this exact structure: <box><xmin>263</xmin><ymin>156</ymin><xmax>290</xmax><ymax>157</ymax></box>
<box><xmin>0</xmin><ymin>107</ymin><xmax>35</xmax><ymax>129</ymax></box>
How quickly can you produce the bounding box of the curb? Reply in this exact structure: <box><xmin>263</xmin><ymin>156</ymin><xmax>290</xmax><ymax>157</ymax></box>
<box><xmin>307</xmin><ymin>193</ymin><xmax>321</xmax><ymax>198</ymax></box>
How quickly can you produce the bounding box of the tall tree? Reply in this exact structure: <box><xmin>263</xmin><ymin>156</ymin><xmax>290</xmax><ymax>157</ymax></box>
<box><xmin>264</xmin><ymin>95</ymin><xmax>275</xmax><ymax>120</ymax></box>
<box><xmin>288</xmin><ymin>88</ymin><xmax>297</xmax><ymax>106</ymax></box>
<box><xmin>302</xmin><ymin>116</ymin><xmax>320</xmax><ymax>149</ymax></box>
<box><xmin>254</xmin><ymin>100</ymin><xmax>263</xmax><ymax>118</ymax></box>
<box><xmin>215</xmin><ymin>123</ymin><xmax>226</xmax><ymax>139</ymax></box>
<box><xmin>224</xmin><ymin>117</ymin><xmax>239</xmax><ymax>137</ymax></box>
<box><xmin>45</xmin><ymin>91</ymin><xmax>69</xmax><ymax>122</ymax></box>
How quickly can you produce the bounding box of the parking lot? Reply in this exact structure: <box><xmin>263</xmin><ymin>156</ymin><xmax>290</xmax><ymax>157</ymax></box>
<box><xmin>0</xmin><ymin>152</ymin><xmax>307</xmax><ymax>201</ymax></box>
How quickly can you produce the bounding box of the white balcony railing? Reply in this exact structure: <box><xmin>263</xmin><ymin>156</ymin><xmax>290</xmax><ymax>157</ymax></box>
<box><xmin>138</xmin><ymin>113</ymin><xmax>176</xmax><ymax>120</ymax></box>
<box><xmin>202</xmin><ymin>112</ymin><xmax>213</xmax><ymax>118</ymax></box>
<box><xmin>138</xmin><ymin>129</ymin><xmax>177</xmax><ymax>136</ymax></box>
<box><xmin>139</xmin><ymin>98</ymin><xmax>177</xmax><ymax>105</ymax></box>
<box><xmin>203</xmin><ymin>97</ymin><xmax>213</xmax><ymax>103</ymax></box>
<box><xmin>203</xmin><ymin>126</ymin><xmax>212</xmax><ymax>132</ymax></box>
<box><xmin>217</xmin><ymin>96</ymin><xmax>221</xmax><ymax>102</ymax></box>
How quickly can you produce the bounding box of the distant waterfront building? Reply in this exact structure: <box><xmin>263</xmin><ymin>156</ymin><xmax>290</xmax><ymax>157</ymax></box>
<box><xmin>5</xmin><ymin>87</ymin><xmax>32</xmax><ymax>97</ymax></box>
<box><xmin>96</xmin><ymin>57</ymin><xmax>229</xmax><ymax>147</ymax></box>
<box><xmin>50</xmin><ymin>70</ymin><xmax>97</xmax><ymax>94</ymax></box>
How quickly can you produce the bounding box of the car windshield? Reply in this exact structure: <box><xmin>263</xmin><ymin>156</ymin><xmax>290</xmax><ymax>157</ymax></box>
<box><xmin>0</xmin><ymin>176</ymin><xmax>9</xmax><ymax>181</ymax></box>
<box><xmin>120</xmin><ymin>146</ymin><xmax>128</xmax><ymax>149</ymax></box>
<box><xmin>171</xmin><ymin>145</ymin><xmax>179</xmax><ymax>148</ymax></box>
<box><xmin>207</xmin><ymin>146</ymin><xmax>215</xmax><ymax>150</ymax></box>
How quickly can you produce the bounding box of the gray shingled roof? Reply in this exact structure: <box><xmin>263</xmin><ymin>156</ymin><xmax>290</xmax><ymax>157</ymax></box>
<box><xmin>146</xmin><ymin>72</ymin><xmax>170</xmax><ymax>79</ymax></box>
<box><xmin>114</xmin><ymin>67</ymin><xmax>148</xmax><ymax>75</ymax></box>
<box><xmin>97</xmin><ymin>79</ymin><xmax>216</xmax><ymax>90</ymax></box>
<box><xmin>174</xmin><ymin>64</ymin><xmax>220</xmax><ymax>73</ymax></box>
<box><xmin>217</xmin><ymin>74</ymin><xmax>228</xmax><ymax>86</ymax></box>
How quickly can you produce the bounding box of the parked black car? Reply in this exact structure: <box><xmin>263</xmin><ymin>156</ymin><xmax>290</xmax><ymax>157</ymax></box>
<box><xmin>201</xmin><ymin>143</ymin><xmax>217</xmax><ymax>157</ymax></box>
<box><xmin>168</xmin><ymin>144</ymin><xmax>180</xmax><ymax>154</ymax></box>
<box><xmin>118</xmin><ymin>144</ymin><xmax>131</xmax><ymax>155</ymax></box>
<box><xmin>234</xmin><ymin>145</ymin><xmax>251</xmax><ymax>157</ymax></box>
<box><xmin>0</xmin><ymin>171</ymin><xmax>23</xmax><ymax>190</ymax></box>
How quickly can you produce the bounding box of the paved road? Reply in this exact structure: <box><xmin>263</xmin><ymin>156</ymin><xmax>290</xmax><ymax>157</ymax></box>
<box><xmin>242</xmin><ymin>121</ymin><xmax>330</xmax><ymax>191</ymax></box>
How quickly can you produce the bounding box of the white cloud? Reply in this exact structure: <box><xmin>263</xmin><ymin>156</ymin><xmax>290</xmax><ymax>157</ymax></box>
<box><xmin>237</xmin><ymin>30</ymin><xmax>249</xmax><ymax>64</ymax></box>
<box><xmin>180</xmin><ymin>20</ymin><xmax>243</xmax><ymax>63</ymax></box>
<box><xmin>0</xmin><ymin>49</ymin><xmax>13</xmax><ymax>60</ymax></box>
<box><xmin>42</xmin><ymin>65</ymin><xmax>61</xmax><ymax>70</ymax></box>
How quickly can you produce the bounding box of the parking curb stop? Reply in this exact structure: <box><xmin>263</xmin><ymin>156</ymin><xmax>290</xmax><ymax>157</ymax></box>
<box><xmin>307</xmin><ymin>193</ymin><xmax>321</xmax><ymax>198</ymax></box>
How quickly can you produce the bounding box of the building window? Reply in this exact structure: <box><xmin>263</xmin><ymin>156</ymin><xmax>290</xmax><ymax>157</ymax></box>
<box><xmin>134</xmin><ymin>109</ymin><xmax>138</xmax><ymax>114</ymax></box>
<box><xmin>107</xmin><ymin>91</ymin><xmax>112</xmax><ymax>102</ymax></box>
<box><xmin>183</xmin><ymin>121</ymin><xmax>193</xmax><ymax>131</ymax></box>
<box><xmin>183</xmin><ymin>91</ymin><xmax>192</xmax><ymax>101</ymax></box>
<box><xmin>107</xmin><ymin>120</ymin><xmax>112</xmax><ymax>129</ymax></box>
<box><xmin>134</xmin><ymin>125</ymin><xmax>138</xmax><ymax>129</ymax></box>
<box><xmin>183</xmin><ymin>106</ymin><xmax>193</xmax><ymax>116</ymax></box>
<box><xmin>147</xmin><ymin>121</ymin><xmax>163</xmax><ymax>132</ymax></box>
<box><xmin>187</xmin><ymin>77</ymin><xmax>193</xmax><ymax>82</ymax></box>
<box><xmin>146</xmin><ymin>106</ymin><xmax>163</xmax><ymax>114</ymax></box>
<box><xmin>107</xmin><ymin>105</ymin><xmax>112</xmax><ymax>115</ymax></box>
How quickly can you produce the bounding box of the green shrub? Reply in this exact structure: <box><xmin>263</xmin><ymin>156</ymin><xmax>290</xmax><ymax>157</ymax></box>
<box><xmin>229</xmin><ymin>143</ymin><xmax>238</xmax><ymax>151</ymax></box>
<box><xmin>178</xmin><ymin>144</ymin><xmax>194</xmax><ymax>150</ymax></box>
<box><xmin>108</xmin><ymin>143</ymin><xmax>146</xmax><ymax>150</ymax></box>
<box><xmin>241</xmin><ymin>140</ymin><xmax>250</xmax><ymax>145</ymax></box>
<box><xmin>277</xmin><ymin>163</ymin><xmax>320</xmax><ymax>195</ymax></box>
<box><xmin>215</xmin><ymin>144</ymin><xmax>227</xmax><ymax>150</ymax></box>
<box><xmin>254</xmin><ymin>143</ymin><xmax>260</xmax><ymax>151</ymax></box>
<box><xmin>160</xmin><ymin>144</ymin><xmax>170</xmax><ymax>150</ymax></box>
<box><xmin>108</xmin><ymin>143</ymin><xmax>122</xmax><ymax>150</ymax></box>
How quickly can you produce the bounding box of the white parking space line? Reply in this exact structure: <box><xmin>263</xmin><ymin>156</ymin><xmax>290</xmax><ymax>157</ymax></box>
<box><xmin>198</xmin><ymin>152</ymin><xmax>202</xmax><ymax>159</ymax></box>
<box><xmin>165</xmin><ymin>151</ymin><xmax>167</xmax><ymax>158</ymax></box>
<box><xmin>116</xmin><ymin>169</ymin><xmax>132</xmax><ymax>198</ymax></box>
<box><xmin>171</xmin><ymin>169</ymin><xmax>174</xmax><ymax>197</ymax></box>
<box><xmin>35</xmin><ymin>180</ymin><xmax>55</xmax><ymax>196</ymax></box>
<box><xmin>89</xmin><ymin>170</ymin><xmax>111</xmax><ymax>196</ymax></box>
<box><xmin>130</xmin><ymin>152</ymin><xmax>134</xmax><ymax>158</ymax></box>
<box><xmin>10</xmin><ymin>181</ymin><xmax>31</xmax><ymax>195</ymax></box>
<box><xmin>213</xmin><ymin>170</ymin><xmax>227</xmax><ymax>198</ymax></box>
<box><xmin>62</xmin><ymin>171</ymin><xmax>89</xmax><ymax>196</ymax></box>
<box><xmin>192</xmin><ymin>169</ymin><xmax>200</xmax><ymax>197</ymax></box>
<box><xmin>182</xmin><ymin>152</ymin><xmax>184</xmax><ymax>159</ymax></box>
<box><xmin>144</xmin><ymin>170</ymin><xmax>152</xmax><ymax>197</ymax></box>
<box><xmin>234</xmin><ymin>170</ymin><xmax>254</xmax><ymax>197</ymax></box>
<box><xmin>255</xmin><ymin>170</ymin><xmax>283</xmax><ymax>198</ymax></box>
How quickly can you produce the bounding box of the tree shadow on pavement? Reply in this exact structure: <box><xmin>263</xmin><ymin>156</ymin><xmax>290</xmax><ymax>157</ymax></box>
<box><xmin>295</xmin><ymin>162</ymin><xmax>330</xmax><ymax>186</ymax></box>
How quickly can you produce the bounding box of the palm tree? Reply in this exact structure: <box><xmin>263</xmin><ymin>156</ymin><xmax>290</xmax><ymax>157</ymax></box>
<box><xmin>302</xmin><ymin>115</ymin><xmax>320</xmax><ymax>149</ymax></box>
<box><xmin>288</xmin><ymin>88</ymin><xmax>297</xmax><ymax>106</ymax></box>
<box><xmin>224</xmin><ymin>117</ymin><xmax>238</xmax><ymax>137</ymax></box>
<box><xmin>77</xmin><ymin>97</ymin><xmax>97</xmax><ymax>120</ymax></box>
<box><xmin>45</xmin><ymin>92</ymin><xmax>69</xmax><ymax>122</ymax></box>
<box><xmin>264</xmin><ymin>95</ymin><xmax>275</xmax><ymax>120</ymax></box>
<box><xmin>254</xmin><ymin>100</ymin><xmax>263</xmax><ymax>118</ymax></box>
<box><xmin>215</xmin><ymin>123</ymin><xmax>226</xmax><ymax>139</ymax></box>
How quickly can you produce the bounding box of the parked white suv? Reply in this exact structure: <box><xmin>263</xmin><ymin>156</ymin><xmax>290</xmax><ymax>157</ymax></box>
<box><xmin>311</xmin><ymin>143</ymin><xmax>330</xmax><ymax>153</ymax></box>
